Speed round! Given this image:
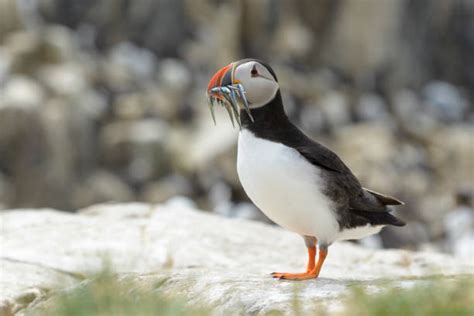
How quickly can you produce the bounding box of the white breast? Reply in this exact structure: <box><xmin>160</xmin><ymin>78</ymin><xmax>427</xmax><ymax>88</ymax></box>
<box><xmin>237</xmin><ymin>129</ymin><xmax>340</xmax><ymax>243</ymax></box>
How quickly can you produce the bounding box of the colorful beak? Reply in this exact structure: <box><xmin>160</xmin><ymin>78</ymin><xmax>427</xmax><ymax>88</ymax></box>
<box><xmin>207</xmin><ymin>63</ymin><xmax>234</xmax><ymax>97</ymax></box>
<box><xmin>206</xmin><ymin>63</ymin><xmax>253</xmax><ymax>128</ymax></box>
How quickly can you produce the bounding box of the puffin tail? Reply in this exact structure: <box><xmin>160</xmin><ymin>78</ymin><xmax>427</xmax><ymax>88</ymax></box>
<box><xmin>352</xmin><ymin>209</ymin><xmax>406</xmax><ymax>227</ymax></box>
<box><xmin>383</xmin><ymin>212</ymin><xmax>406</xmax><ymax>227</ymax></box>
<box><xmin>364</xmin><ymin>188</ymin><xmax>404</xmax><ymax>206</ymax></box>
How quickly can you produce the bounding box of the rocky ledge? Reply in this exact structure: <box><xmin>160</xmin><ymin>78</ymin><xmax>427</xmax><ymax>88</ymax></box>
<box><xmin>1</xmin><ymin>202</ymin><xmax>472</xmax><ymax>315</ymax></box>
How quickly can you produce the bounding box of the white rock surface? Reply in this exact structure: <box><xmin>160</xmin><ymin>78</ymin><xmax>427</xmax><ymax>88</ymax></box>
<box><xmin>1</xmin><ymin>203</ymin><xmax>473</xmax><ymax>315</ymax></box>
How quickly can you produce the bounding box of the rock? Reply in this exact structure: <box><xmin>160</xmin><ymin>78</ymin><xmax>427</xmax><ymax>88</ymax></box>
<box><xmin>72</xmin><ymin>171</ymin><xmax>134</xmax><ymax>208</ymax></box>
<box><xmin>37</xmin><ymin>97</ymin><xmax>98</xmax><ymax>210</ymax></box>
<box><xmin>299</xmin><ymin>105</ymin><xmax>325</xmax><ymax>135</ymax></box>
<box><xmin>1</xmin><ymin>203</ymin><xmax>472</xmax><ymax>315</ymax></box>
<box><xmin>100</xmin><ymin>119</ymin><xmax>171</xmax><ymax>182</ymax></box>
<box><xmin>101</xmin><ymin>42</ymin><xmax>157</xmax><ymax>91</ymax></box>
<box><xmin>208</xmin><ymin>180</ymin><xmax>233</xmax><ymax>215</ymax></box>
<box><xmin>0</xmin><ymin>76</ymin><xmax>53</xmax><ymax>210</ymax></box>
<box><xmin>41</xmin><ymin>26</ymin><xmax>80</xmax><ymax>62</ymax></box>
<box><xmin>322</xmin><ymin>0</ymin><xmax>402</xmax><ymax>78</ymax></box>
<box><xmin>2</xmin><ymin>31</ymin><xmax>42</xmax><ymax>74</ymax></box>
<box><xmin>163</xmin><ymin>195</ymin><xmax>197</xmax><ymax>211</ymax></box>
<box><xmin>392</xmin><ymin>89</ymin><xmax>420</xmax><ymax>120</ymax></box>
<box><xmin>0</xmin><ymin>262</ymin><xmax>74</xmax><ymax>315</ymax></box>
<box><xmin>144</xmin><ymin>87</ymin><xmax>177</xmax><ymax>120</ymax></box>
<box><xmin>207</xmin><ymin>2</ymin><xmax>241</xmax><ymax>68</ymax></box>
<box><xmin>74</xmin><ymin>89</ymin><xmax>108</xmax><ymax>120</ymax></box>
<box><xmin>273</xmin><ymin>19</ymin><xmax>313</xmax><ymax>59</ymax></box>
<box><xmin>277</xmin><ymin>66</ymin><xmax>322</xmax><ymax>104</ymax></box>
<box><xmin>428</xmin><ymin>126</ymin><xmax>474</xmax><ymax>187</ymax></box>
<box><xmin>113</xmin><ymin>93</ymin><xmax>147</xmax><ymax>120</ymax></box>
<box><xmin>333</xmin><ymin>123</ymin><xmax>398</xmax><ymax>192</ymax></box>
<box><xmin>172</xmin><ymin>106</ymin><xmax>237</xmax><ymax>171</ymax></box>
<box><xmin>3</xmin><ymin>27</ymin><xmax>76</xmax><ymax>75</ymax></box>
<box><xmin>152</xmin><ymin>59</ymin><xmax>193</xmax><ymax>121</ymax></box>
<box><xmin>0</xmin><ymin>47</ymin><xmax>13</xmax><ymax>83</ymax></box>
<box><xmin>140</xmin><ymin>175</ymin><xmax>193</xmax><ymax>204</ymax></box>
<box><xmin>318</xmin><ymin>91</ymin><xmax>350</xmax><ymax>130</ymax></box>
<box><xmin>443</xmin><ymin>186</ymin><xmax>474</xmax><ymax>258</ymax></box>
<box><xmin>355</xmin><ymin>93</ymin><xmax>389</xmax><ymax>121</ymax></box>
<box><xmin>38</xmin><ymin>63</ymin><xmax>88</xmax><ymax>97</ymax></box>
<box><xmin>422</xmin><ymin>81</ymin><xmax>468</xmax><ymax>122</ymax></box>
<box><xmin>392</xmin><ymin>89</ymin><xmax>440</xmax><ymax>139</ymax></box>
<box><xmin>380</xmin><ymin>222</ymin><xmax>431</xmax><ymax>249</ymax></box>
<box><xmin>0</xmin><ymin>172</ymin><xmax>12</xmax><ymax>210</ymax></box>
<box><xmin>158</xmin><ymin>58</ymin><xmax>191</xmax><ymax>93</ymax></box>
<box><xmin>443</xmin><ymin>204</ymin><xmax>473</xmax><ymax>258</ymax></box>
<box><xmin>1</xmin><ymin>75</ymin><xmax>44</xmax><ymax>110</ymax></box>
<box><xmin>230</xmin><ymin>202</ymin><xmax>265</xmax><ymax>221</ymax></box>
<box><xmin>0</xmin><ymin>0</ymin><xmax>23</xmax><ymax>37</ymax></box>
<box><xmin>107</xmin><ymin>42</ymin><xmax>156</xmax><ymax>82</ymax></box>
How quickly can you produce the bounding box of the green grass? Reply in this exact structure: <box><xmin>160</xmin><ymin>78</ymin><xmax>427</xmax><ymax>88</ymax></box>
<box><xmin>28</xmin><ymin>272</ymin><xmax>474</xmax><ymax>316</ymax></box>
<box><xmin>29</xmin><ymin>271</ymin><xmax>210</xmax><ymax>316</ymax></box>
<box><xmin>345</xmin><ymin>276</ymin><xmax>474</xmax><ymax>316</ymax></box>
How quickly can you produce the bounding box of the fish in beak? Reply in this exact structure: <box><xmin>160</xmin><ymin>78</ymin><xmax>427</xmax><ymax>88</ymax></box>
<box><xmin>206</xmin><ymin>63</ymin><xmax>254</xmax><ymax>128</ymax></box>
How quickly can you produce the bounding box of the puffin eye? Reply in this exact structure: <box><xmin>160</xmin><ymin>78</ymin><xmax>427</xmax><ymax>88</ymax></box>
<box><xmin>250</xmin><ymin>65</ymin><xmax>259</xmax><ymax>77</ymax></box>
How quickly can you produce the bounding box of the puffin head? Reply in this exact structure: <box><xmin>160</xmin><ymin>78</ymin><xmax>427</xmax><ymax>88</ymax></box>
<box><xmin>206</xmin><ymin>59</ymin><xmax>279</xmax><ymax>127</ymax></box>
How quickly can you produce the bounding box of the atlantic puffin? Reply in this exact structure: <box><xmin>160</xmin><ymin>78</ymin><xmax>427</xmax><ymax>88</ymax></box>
<box><xmin>206</xmin><ymin>59</ymin><xmax>405</xmax><ymax>280</ymax></box>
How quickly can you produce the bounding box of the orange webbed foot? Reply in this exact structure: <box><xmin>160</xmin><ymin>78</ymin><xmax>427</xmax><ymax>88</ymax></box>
<box><xmin>271</xmin><ymin>245</ymin><xmax>328</xmax><ymax>281</ymax></box>
<box><xmin>271</xmin><ymin>271</ymin><xmax>318</xmax><ymax>280</ymax></box>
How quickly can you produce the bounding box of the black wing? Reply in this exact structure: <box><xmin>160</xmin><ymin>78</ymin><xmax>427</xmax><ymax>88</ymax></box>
<box><xmin>274</xmin><ymin>123</ymin><xmax>403</xmax><ymax>213</ymax></box>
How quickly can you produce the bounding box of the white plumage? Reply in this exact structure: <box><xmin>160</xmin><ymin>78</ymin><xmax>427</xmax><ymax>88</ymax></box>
<box><xmin>237</xmin><ymin>129</ymin><xmax>383</xmax><ymax>244</ymax></box>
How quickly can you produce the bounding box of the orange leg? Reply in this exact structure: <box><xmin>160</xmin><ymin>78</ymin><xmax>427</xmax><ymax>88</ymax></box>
<box><xmin>306</xmin><ymin>246</ymin><xmax>316</xmax><ymax>272</ymax></box>
<box><xmin>271</xmin><ymin>246</ymin><xmax>328</xmax><ymax>280</ymax></box>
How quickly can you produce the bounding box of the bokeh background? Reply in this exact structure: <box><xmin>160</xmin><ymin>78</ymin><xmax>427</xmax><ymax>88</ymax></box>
<box><xmin>0</xmin><ymin>0</ymin><xmax>472</xmax><ymax>254</ymax></box>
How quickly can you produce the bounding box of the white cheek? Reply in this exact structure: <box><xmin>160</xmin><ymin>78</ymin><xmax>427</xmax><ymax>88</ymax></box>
<box><xmin>233</xmin><ymin>63</ymin><xmax>279</xmax><ymax>108</ymax></box>
<box><xmin>246</xmin><ymin>79</ymin><xmax>279</xmax><ymax>108</ymax></box>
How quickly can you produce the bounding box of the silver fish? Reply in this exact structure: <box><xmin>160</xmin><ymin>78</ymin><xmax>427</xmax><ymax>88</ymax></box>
<box><xmin>207</xmin><ymin>83</ymin><xmax>254</xmax><ymax>129</ymax></box>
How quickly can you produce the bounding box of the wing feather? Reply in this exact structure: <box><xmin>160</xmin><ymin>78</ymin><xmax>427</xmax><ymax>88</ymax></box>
<box><xmin>284</xmin><ymin>126</ymin><xmax>403</xmax><ymax>213</ymax></box>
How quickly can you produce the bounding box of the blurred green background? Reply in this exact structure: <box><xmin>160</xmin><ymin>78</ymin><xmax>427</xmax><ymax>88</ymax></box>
<box><xmin>0</xmin><ymin>0</ymin><xmax>472</xmax><ymax>253</ymax></box>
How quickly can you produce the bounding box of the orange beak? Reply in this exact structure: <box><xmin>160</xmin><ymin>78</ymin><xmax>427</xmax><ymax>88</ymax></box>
<box><xmin>207</xmin><ymin>63</ymin><xmax>234</xmax><ymax>99</ymax></box>
<box><xmin>206</xmin><ymin>62</ymin><xmax>253</xmax><ymax>127</ymax></box>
